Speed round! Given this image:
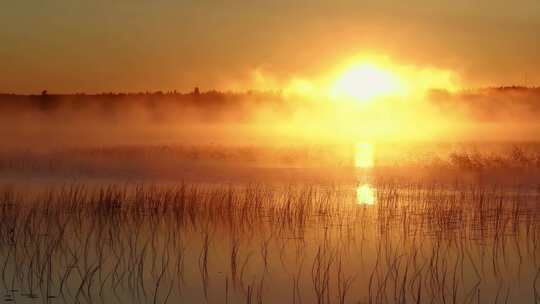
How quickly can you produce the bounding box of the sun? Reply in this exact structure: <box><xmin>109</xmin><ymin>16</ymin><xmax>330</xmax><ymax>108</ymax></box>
<box><xmin>330</xmin><ymin>63</ymin><xmax>405</xmax><ymax>103</ymax></box>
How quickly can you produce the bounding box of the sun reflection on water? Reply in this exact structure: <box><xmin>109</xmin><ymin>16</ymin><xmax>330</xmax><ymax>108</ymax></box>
<box><xmin>355</xmin><ymin>142</ymin><xmax>376</xmax><ymax>205</ymax></box>
<box><xmin>355</xmin><ymin>142</ymin><xmax>374</xmax><ymax>168</ymax></box>
<box><xmin>356</xmin><ymin>184</ymin><xmax>376</xmax><ymax>205</ymax></box>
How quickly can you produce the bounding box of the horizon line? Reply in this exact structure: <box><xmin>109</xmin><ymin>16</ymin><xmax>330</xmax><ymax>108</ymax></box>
<box><xmin>1</xmin><ymin>85</ymin><xmax>540</xmax><ymax>96</ymax></box>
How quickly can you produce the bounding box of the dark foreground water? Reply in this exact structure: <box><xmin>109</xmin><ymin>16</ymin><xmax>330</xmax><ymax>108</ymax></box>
<box><xmin>0</xmin><ymin>175</ymin><xmax>539</xmax><ymax>304</ymax></box>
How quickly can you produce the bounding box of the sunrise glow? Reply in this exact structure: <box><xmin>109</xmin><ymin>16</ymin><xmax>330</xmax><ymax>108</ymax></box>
<box><xmin>2</xmin><ymin>1</ymin><xmax>540</xmax><ymax>302</ymax></box>
<box><xmin>330</xmin><ymin>63</ymin><xmax>405</xmax><ymax>102</ymax></box>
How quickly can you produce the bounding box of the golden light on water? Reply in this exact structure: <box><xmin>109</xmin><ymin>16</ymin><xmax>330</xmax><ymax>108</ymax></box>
<box><xmin>355</xmin><ymin>142</ymin><xmax>376</xmax><ymax>205</ymax></box>
<box><xmin>355</xmin><ymin>142</ymin><xmax>375</xmax><ymax>168</ymax></box>
<box><xmin>356</xmin><ymin>184</ymin><xmax>376</xmax><ymax>205</ymax></box>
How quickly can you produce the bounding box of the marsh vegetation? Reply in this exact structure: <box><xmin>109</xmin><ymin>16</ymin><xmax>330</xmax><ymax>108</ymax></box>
<box><xmin>1</xmin><ymin>91</ymin><xmax>540</xmax><ymax>303</ymax></box>
<box><xmin>0</xmin><ymin>178</ymin><xmax>539</xmax><ymax>303</ymax></box>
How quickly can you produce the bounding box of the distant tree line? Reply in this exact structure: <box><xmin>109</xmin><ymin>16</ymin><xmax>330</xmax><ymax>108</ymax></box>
<box><xmin>0</xmin><ymin>88</ymin><xmax>285</xmax><ymax>114</ymax></box>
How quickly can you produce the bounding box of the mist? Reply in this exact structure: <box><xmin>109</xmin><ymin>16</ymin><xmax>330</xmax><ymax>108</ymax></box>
<box><xmin>2</xmin><ymin>87</ymin><xmax>540</xmax><ymax>148</ymax></box>
<box><xmin>0</xmin><ymin>87</ymin><xmax>539</xmax><ymax>181</ymax></box>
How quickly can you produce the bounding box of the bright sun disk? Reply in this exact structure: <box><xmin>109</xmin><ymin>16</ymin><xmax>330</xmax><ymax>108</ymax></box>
<box><xmin>330</xmin><ymin>63</ymin><xmax>405</xmax><ymax>102</ymax></box>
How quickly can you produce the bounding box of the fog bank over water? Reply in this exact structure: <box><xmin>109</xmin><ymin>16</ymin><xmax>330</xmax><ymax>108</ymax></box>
<box><xmin>1</xmin><ymin>87</ymin><xmax>540</xmax><ymax>151</ymax></box>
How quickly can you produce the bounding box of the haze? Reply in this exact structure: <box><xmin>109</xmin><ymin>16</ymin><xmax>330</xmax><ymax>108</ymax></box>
<box><xmin>1</xmin><ymin>0</ymin><xmax>540</xmax><ymax>93</ymax></box>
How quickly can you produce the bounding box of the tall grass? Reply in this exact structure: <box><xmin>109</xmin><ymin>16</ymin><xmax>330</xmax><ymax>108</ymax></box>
<box><xmin>0</xmin><ymin>182</ymin><xmax>539</xmax><ymax>303</ymax></box>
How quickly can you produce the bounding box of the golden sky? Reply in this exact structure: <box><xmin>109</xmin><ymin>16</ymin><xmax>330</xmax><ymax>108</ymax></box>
<box><xmin>1</xmin><ymin>0</ymin><xmax>539</xmax><ymax>93</ymax></box>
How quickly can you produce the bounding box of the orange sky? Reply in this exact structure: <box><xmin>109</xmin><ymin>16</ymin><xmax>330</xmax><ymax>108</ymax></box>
<box><xmin>1</xmin><ymin>1</ymin><xmax>539</xmax><ymax>93</ymax></box>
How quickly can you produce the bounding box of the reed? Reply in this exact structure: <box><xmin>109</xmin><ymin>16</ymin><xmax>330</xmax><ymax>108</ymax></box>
<box><xmin>0</xmin><ymin>181</ymin><xmax>538</xmax><ymax>302</ymax></box>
